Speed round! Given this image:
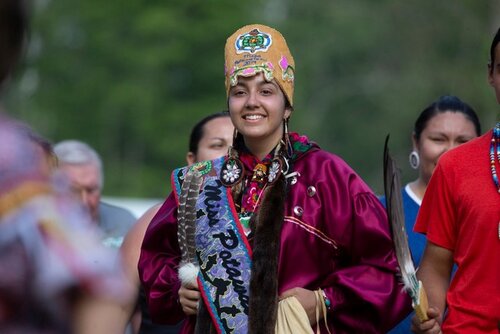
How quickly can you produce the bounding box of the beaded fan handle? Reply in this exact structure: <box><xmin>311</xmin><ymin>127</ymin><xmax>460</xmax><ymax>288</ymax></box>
<box><xmin>413</xmin><ymin>281</ymin><xmax>429</xmax><ymax>322</ymax></box>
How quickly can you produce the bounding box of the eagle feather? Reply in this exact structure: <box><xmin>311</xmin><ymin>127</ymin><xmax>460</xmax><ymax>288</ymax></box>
<box><xmin>177</xmin><ymin>169</ymin><xmax>203</xmax><ymax>285</ymax></box>
<box><xmin>383</xmin><ymin>135</ymin><xmax>429</xmax><ymax>322</ymax></box>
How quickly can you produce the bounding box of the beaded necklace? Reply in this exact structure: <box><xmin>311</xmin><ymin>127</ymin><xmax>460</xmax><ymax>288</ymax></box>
<box><xmin>490</xmin><ymin>123</ymin><xmax>500</xmax><ymax>193</ymax></box>
<box><xmin>490</xmin><ymin>122</ymin><xmax>500</xmax><ymax>239</ymax></box>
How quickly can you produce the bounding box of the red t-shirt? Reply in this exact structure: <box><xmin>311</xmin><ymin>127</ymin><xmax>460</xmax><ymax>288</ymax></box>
<box><xmin>415</xmin><ymin>130</ymin><xmax>500</xmax><ymax>333</ymax></box>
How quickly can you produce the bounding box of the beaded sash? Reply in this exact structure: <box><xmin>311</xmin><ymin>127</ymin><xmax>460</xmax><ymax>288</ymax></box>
<box><xmin>172</xmin><ymin>157</ymin><xmax>253</xmax><ymax>334</ymax></box>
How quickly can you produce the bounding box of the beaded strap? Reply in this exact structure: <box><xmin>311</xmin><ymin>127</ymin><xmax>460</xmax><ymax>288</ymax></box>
<box><xmin>321</xmin><ymin>289</ymin><xmax>331</xmax><ymax>310</ymax></box>
<box><xmin>315</xmin><ymin>289</ymin><xmax>332</xmax><ymax>334</ymax></box>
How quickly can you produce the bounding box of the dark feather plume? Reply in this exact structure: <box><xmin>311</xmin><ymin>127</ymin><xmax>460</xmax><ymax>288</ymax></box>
<box><xmin>177</xmin><ymin>169</ymin><xmax>203</xmax><ymax>265</ymax></box>
<box><xmin>383</xmin><ymin>135</ymin><xmax>428</xmax><ymax>321</ymax></box>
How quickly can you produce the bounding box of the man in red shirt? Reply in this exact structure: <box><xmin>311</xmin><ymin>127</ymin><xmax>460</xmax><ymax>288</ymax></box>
<box><xmin>412</xmin><ymin>27</ymin><xmax>500</xmax><ymax>333</ymax></box>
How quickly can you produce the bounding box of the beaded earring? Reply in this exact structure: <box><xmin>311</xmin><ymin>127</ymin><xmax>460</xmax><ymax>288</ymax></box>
<box><xmin>283</xmin><ymin>117</ymin><xmax>293</xmax><ymax>158</ymax></box>
<box><xmin>265</xmin><ymin>119</ymin><xmax>294</xmax><ymax>185</ymax></box>
<box><xmin>409</xmin><ymin>151</ymin><xmax>420</xmax><ymax>170</ymax></box>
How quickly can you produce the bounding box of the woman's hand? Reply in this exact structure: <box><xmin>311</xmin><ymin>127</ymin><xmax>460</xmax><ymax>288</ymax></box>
<box><xmin>178</xmin><ymin>282</ymin><xmax>200</xmax><ymax>316</ymax></box>
<box><xmin>410</xmin><ymin>307</ymin><xmax>442</xmax><ymax>334</ymax></box>
<box><xmin>279</xmin><ymin>287</ymin><xmax>318</xmax><ymax>325</ymax></box>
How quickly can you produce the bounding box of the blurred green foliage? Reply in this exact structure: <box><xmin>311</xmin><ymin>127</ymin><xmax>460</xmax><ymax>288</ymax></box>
<box><xmin>3</xmin><ymin>0</ymin><xmax>499</xmax><ymax>197</ymax></box>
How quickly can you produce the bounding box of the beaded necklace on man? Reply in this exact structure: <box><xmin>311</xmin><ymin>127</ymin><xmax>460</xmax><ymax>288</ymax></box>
<box><xmin>489</xmin><ymin>122</ymin><xmax>500</xmax><ymax>239</ymax></box>
<box><xmin>490</xmin><ymin>123</ymin><xmax>500</xmax><ymax>192</ymax></box>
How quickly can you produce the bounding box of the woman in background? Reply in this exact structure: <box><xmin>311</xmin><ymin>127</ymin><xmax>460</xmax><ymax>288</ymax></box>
<box><xmin>380</xmin><ymin>95</ymin><xmax>481</xmax><ymax>333</ymax></box>
<box><xmin>119</xmin><ymin>111</ymin><xmax>233</xmax><ymax>333</ymax></box>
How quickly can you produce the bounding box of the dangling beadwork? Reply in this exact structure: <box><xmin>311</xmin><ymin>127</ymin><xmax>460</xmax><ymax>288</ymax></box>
<box><xmin>268</xmin><ymin>157</ymin><xmax>283</xmax><ymax>184</ymax></box>
<box><xmin>220</xmin><ymin>147</ymin><xmax>245</xmax><ymax>187</ymax></box>
<box><xmin>283</xmin><ymin>117</ymin><xmax>294</xmax><ymax>158</ymax></box>
<box><xmin>490</xmin><ymin>123</ymin><xmax>500</xmax><ymax>193</ymax></box>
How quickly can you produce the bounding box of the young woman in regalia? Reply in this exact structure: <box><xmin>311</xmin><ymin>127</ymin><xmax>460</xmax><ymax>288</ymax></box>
<box><xmin>139</xmin><ymin>24</ymin><xmax>411</xmax><ymax>334</ymax></box>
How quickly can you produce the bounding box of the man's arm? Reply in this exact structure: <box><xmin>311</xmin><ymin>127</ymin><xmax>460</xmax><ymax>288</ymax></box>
<box><xmin>412</xmin><ymin>241</ymin><xmax>454</xmax><ymax>333</ymax></box>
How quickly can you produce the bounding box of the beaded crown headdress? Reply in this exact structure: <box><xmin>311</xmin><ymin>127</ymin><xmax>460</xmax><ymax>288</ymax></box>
<box><xmin>224</xmin><ymin>24</ymin><xmax>295</xmax><ymax>106</ymax></box>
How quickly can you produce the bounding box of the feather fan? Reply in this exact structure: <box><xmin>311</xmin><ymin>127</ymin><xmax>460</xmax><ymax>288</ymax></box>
<box><xmin>383</xmin><ymin>135</ymin><xmax>429</xmax><ymax>322</ymax></box>
<box><xmin>177</xmin><ymin>169</ymin><xmax>203</xmax><ymax>286</ymax></box>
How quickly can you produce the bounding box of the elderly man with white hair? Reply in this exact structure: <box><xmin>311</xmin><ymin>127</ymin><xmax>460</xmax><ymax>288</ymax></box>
<box><xmin>54</xmin><ymin>140</ymin><xmax>136</xmax><ymax>248</ymax></box>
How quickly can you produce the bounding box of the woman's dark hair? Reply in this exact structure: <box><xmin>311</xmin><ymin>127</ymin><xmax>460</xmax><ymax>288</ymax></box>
<box><xmin>414</xmin><ymin>95</ymin><xmax>481</xmax><ymax>141</ymax></box>
<box><xmin>0</xmin><ymin>0</ymin><xmax>28</xmax><ymax>84</ymax></box>
<box><xmin>189</xmin><ymin>110</ymin><xmax>231</xmax><ymax>154</ymax></box>
<box><xmin>490</xmin><ymin>27</ymin><xmax>500</xmax><ymax>74</ymax></box>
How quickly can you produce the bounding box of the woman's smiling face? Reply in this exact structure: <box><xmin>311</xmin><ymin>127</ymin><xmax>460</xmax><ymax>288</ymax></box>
<box><xmin>228</xmin><ymin>72</ymin><xmax>291</xmax><ymax>154</ymax></box>
<box><xmin>414</xmin><ymin>111</ymin><xmax>478</xmax><ymax>185</ymax></box>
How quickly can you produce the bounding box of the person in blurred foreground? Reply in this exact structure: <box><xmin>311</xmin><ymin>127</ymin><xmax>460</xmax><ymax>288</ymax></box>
<box><xmin>0</xmin><ymin>119</ymin><xmax>133</xmax><ymax>334</ymax></box>
<box><xmin>0</xmin><ymin>2</ymin><xmax>132</xmax><ymax>332</ymax></box>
